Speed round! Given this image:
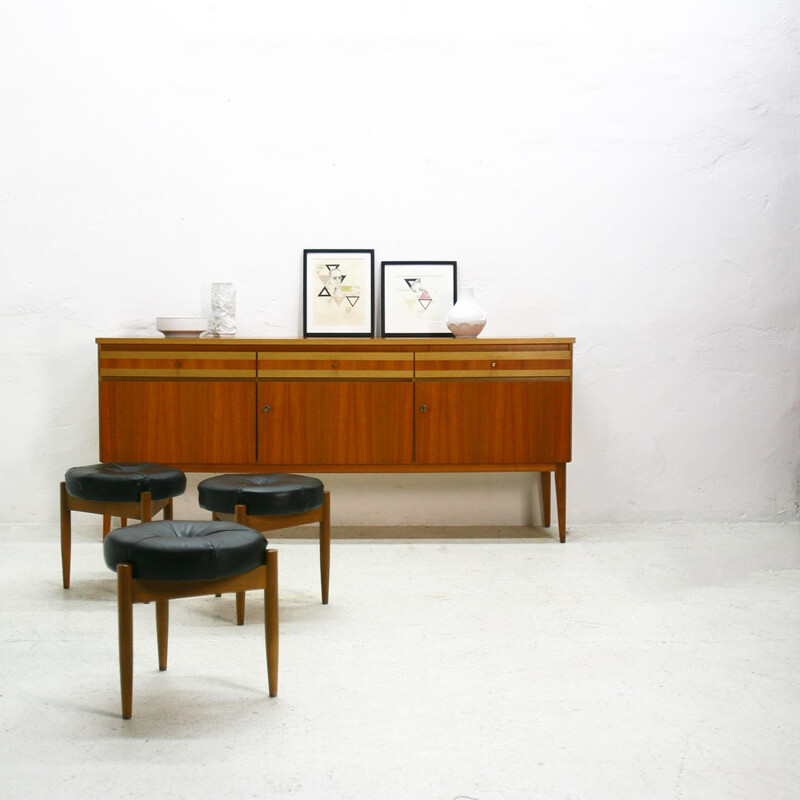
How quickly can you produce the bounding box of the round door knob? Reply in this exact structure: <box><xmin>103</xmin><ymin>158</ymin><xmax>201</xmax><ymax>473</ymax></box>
<box><xmin>420</xmin><ymin>404</ymin><xmax>429</xmax><ymax>413</ymax></box>
<box><xmin>262</xmin><ymin>405</ymin><xmax>271</xmax><ymax>413</ymax></box>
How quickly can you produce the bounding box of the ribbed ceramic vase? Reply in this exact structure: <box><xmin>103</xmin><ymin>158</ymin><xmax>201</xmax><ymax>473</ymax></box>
<box><xmin>446</xmin><ymin>287</ymin><xmax>487</xmax><ymax>338</ymax></box>
<box><xmin>209</xmin><ymin>282</ymin><xmax>236</xmax><ymax>337</ymax></box>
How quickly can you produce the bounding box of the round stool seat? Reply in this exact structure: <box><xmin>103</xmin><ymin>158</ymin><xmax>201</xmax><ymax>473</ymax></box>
<box><xmin>65</xmin><ymin>462</ymin><xmax>186</xmax><ymax>503</ymax></box>
<box><xmin>103</xmin><ymin>520</ymin><xmax>267</xmax><ymax>581</ymax></box>
<box><xmin>198</xmin><ymin>473</ymin><xmax>324</xmax><ymax>517</ymax></box>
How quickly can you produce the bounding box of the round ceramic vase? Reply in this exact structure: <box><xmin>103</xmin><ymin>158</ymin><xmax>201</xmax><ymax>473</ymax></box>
<box><xmin>445</xmin><ymin>287</ymin><xmax>487</xmax><ymax>338</ymax></box>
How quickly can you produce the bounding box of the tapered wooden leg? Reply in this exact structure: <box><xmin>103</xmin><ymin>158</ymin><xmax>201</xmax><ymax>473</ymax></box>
<box><xmin>265</xmin><ymin>549</ymin><xmax>279</xmax><ymax>697</ymax></box>
<box><xmin>140</xmin><ymin>491</ymin><xmax>153</xmax><ymax>523</ymax></box>
<box><xmin>320</xmin><ymin>491</ymin><xmax>331</xmax><ymax>605</ymax></box>
<box><xmin>555</xmin><ymin>463</ymin><xmax>567</xmax><ymax>543</ymax></box>
<box><xmin>540</xmin><ymin>472</ymin><xmax>551</xmax><ymax>528</ymax></box>
<box><xmin>60</xmin><ymin>483</ymin><xmax>72</xmax><ymax>589</ymax></box>
<box><xmin>234</xmin><ymin>505</ymin><xmax>248</xmax><ymax>624</ymax></box>
<box><xmin>117</xmin><ymin>564</ymin><xmax>134</xmax><ymax>719</ymax></box>
<box><xmin>156</xmin><ymin>600</ymin><xmax>169</xmax><ymax>671</ymax></box>
<box><xmin>103</xmin><ymin>515</ymin><xmax>112</xmax><ymax>536</ymax></box>
<box><xmin>163</xmin><ymin>498</ymin><xmax>174</xmax><ymax>521</ymax></box>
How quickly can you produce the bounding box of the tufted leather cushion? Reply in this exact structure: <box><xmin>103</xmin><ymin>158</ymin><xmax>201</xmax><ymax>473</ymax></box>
<box><xmin>103</xmin><ymin>520</ymin><xmax>267</xmax><ymax>581</ymax></box>
<box><xmin>198</xmin><ymin>473</ymin><xmax>324</xmax><ymax>517</ymax></box>
<box><xmin>65</xmin><ymin>463</ymin><xmax>186</xmax><ymax>503</ymax></box>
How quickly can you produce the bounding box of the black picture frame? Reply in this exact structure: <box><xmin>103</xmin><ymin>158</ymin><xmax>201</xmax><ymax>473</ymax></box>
<box><xmin>303</xmin><ymin>249</ymin><xmax>375</xmax><ymax>337</ymax></box>
<box><xmin>380</xmin><ymin>260</ymin><xmax>457</xmax><ymax>337</ymax></box>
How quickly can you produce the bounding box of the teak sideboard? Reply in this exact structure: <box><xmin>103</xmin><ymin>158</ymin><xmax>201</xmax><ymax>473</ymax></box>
<box><xmin>96</xmin><ymin>337</ymin><xmax>574</xmax><ymax>541</ymax></box>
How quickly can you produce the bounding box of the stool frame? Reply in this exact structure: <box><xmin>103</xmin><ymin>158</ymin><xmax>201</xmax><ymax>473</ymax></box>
<box><xmin>211</xmin><ymin>489</ymin><xmax>330</xmax><ymax>605</ymax></box>
<box><xmin>115</xmin><ymin>548</ymin><xmax>278</xmax><ymax>719</ymax></box>
<box><xmin>59</xmin><ymin>481</ymin><xmax>175</xmax><ymax>589</ymax></box>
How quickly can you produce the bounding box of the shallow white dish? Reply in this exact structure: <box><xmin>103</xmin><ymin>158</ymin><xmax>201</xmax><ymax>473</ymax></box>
<box><xmin>156</xmin><ymin>316</ymin><xmax>208</xmax><ymax>338</ymax></box>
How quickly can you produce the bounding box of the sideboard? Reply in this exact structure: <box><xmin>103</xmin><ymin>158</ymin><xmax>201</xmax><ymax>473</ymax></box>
<box><xmin>96</xmin><ymin>337</ymin><xmax>574</xmax><ymax>541</ymax></box>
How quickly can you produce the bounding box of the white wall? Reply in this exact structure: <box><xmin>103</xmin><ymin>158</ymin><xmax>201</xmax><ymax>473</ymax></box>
<box><xmin>2</xmin><ymin>0</ymin><xmax>798</xmax><ymax>526</ymax></box>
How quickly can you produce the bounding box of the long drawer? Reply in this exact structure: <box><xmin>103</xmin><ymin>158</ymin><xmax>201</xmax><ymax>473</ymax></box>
<box><xmin>414</xmin><ymin>349</ymin><xmax>572</xmax><ymax>379</ymax></box>
<box><xmin>99</xmin><ymin>349</ymin><xmax>256</xmax><ymax>379</ymax></box>
<box><xmin>258</xmin><ymin>351</ymin><xmax>413</xmax><ymax>380</ymax></box>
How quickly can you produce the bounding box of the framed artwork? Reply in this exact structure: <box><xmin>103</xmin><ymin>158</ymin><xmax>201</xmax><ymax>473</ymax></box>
<box><xmin>380</xmin><ymin>261</ymin><xmax>457</xmax><ymax>337</ymax></box>
<box><xmin>303</xmin><ymin>249</ymin><xmax>375</xmax><ymax>337</ymax></box>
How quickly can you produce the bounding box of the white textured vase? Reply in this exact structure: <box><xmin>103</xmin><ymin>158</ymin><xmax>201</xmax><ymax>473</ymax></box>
<box><xmin>209</xmin><ymin>282</ymin><xmax>236</xmax><ymax>337</ymax></box>
<box><xmin>446</xmin><ymin>287</ymin><xmax>487</xmax><ymax>338</ymax></box>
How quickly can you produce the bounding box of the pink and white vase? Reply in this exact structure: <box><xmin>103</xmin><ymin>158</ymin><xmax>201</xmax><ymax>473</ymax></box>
<box><xmin>446</xmin><ymin>286</ymin><xmax>487</xmax><ymax>338</ymax></box>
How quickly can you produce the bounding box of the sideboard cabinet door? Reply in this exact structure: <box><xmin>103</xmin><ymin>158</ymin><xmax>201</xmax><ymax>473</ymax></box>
<box><xmin>99</xmin><ymin>380</ymin><xmax>257</xmax><ymax>465</ymax></box>
<box><xmin>257</xmin><ymin>381</ymin><xmax>413</xmax><ymax>465</ymax></box>
<box><xmin>98</xmin><ymin>347</ymin><xmax>258</xmax><ymax>465</ymax></box>
<box><xmin>414</xmin><ymin>346</ymin><xmax>572</xmax><ymax>466</ymax></box>
<box><xmin>257</xmin><ymin>349</ymin><xmax>414</xmax><ymax>466</ymax></box>
<box><xmin>414</xmin><ymin>380</ymin><xmax>571</xmax><ymax>465</ymax></box>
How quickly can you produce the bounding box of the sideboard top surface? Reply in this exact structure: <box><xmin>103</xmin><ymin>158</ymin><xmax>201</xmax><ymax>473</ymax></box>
<box><xmin>97</xmin><ymin>337</ymin><xmax>575</xmax><ymax>350</ymax></box>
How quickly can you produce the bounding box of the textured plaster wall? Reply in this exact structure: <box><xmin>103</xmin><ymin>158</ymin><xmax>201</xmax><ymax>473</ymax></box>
<box><xmin>1</xmin><ymin>1</ymin><xmax>798</xmax><ymax>526</ymax></box>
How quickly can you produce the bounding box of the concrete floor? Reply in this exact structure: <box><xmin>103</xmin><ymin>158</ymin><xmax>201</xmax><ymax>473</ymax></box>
<box><xmin>1</xmin><ymin>522</ymin><xmax>798</xmax><ymax>799</ymax></box>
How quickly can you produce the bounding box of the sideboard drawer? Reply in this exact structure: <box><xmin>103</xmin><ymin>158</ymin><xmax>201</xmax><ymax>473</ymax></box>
<box><xmin>99</xmin><ymin>350</ymin><xmax>256</xmax><ymax>379</ymax></box>
<box><xmin>415</xmin><ymin>349</ymin><xmax>572</xmax><ymax>379</ymax></box>
<box><xmin>258</xmin><ymin>351</ymin><xmax>413</xmax><ymax>380</ymax></box>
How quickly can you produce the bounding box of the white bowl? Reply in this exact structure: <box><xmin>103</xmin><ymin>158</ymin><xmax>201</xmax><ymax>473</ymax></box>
<box><xmin>156</xmin><ymin>316</ymin><xmax>208</xmax><ymax>338</ymax></box>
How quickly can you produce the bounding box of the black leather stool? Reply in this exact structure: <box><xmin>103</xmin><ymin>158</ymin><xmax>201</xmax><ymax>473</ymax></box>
<box><xmin>198</xmin><ymin>473</ymin><xmax>330</xmax><ymax>604</ymax></box>
<box><xmin>60</xmin><ymin>462</ymin><xmax>186</xmax><ymax>588</ymax></box>
<box><xmin>103</xmin><ymin>519</ymin><xmax>278</xmax><ymax>719</ymax></box>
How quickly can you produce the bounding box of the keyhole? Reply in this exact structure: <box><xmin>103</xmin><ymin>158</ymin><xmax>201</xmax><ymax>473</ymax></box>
<box><xmin>262</xmin><ymin>405</ymin><xmax>271</xmax><ymax>413</ymax></box>
<box><xmin>420</xmin><ymin>404</ymin><xmax>429</xmax><ymax>413</ymax></box>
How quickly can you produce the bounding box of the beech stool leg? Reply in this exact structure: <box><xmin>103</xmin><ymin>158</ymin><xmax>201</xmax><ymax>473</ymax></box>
<box><xmin>156</xmin><ymin>600</ymin><xmax>169</xmax><ymax>671</ymax></box>
<box><xmin>265</xmin><ymin>549</ymin><xmax>279</xmax><ymax>697</ymax></box>
<box><xmin>140</xmin><ymin>491</ymin><xmax>153</xmax><ymax>523</ymax></box>
<box><xmin>234</xmin><ymin>504</ymin><xmax>248</xmax><ymax>624</ymax></box>
<box><xmin>116</xmin><ymin>564</ymin><xmax>135</xmax><ymax>720</ymax></box>
<box><xmin>320</xmin><ymin>491</ymin><xmax>331</xmax><ymax>605</ymax></box>
<box><xmin>59</xmin><ymin>483</ymin><xmax>72</xmax><ymax>589</ymax></box>
<box><xmin>233</xmin><ymin>503</ymin><xmax>247</xmax><ymax>625</ymax></box>
<box><xmin>236</xmin><ymin>592</ymin><xmax>246</xmax><ymax>626</ymax></box>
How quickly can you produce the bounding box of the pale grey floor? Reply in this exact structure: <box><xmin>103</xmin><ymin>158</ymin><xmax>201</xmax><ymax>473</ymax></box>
<box><xmin>1</xmin><ymin>522</ymin><xmax>798</xmax><ymax>800</ymax></box>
